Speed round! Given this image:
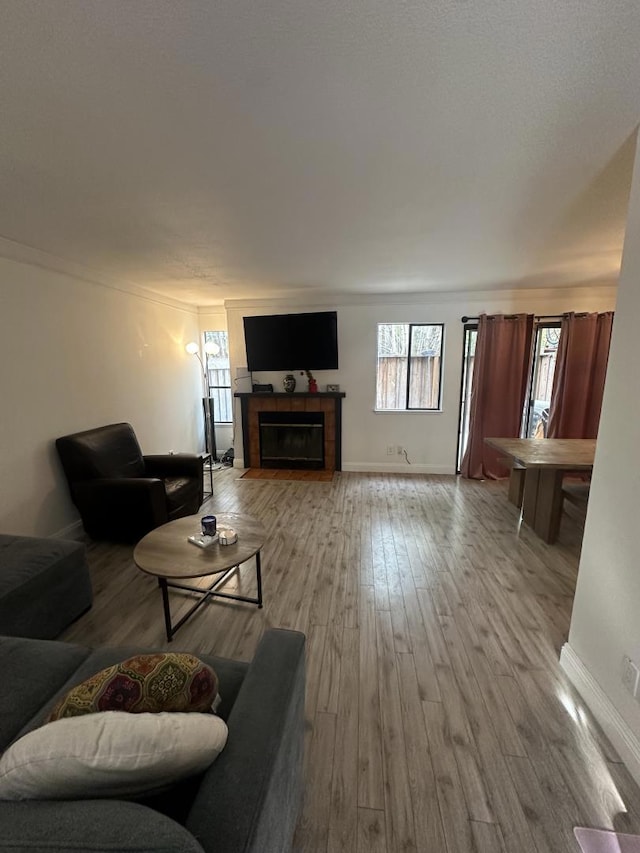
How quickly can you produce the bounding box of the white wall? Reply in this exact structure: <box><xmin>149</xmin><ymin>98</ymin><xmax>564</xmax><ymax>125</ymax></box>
<box><xmin>0</xmin><ymin>257</ymin><xmax>202</xmax><ymax>537</ymax></box>
<box><xmin>561</xmin><ymin>134</ymin><xmax>640</xmax><ymax>782</ymax></box>
<box><xmin>225</xmin><ymin>287</ymin><xmax>616</xmax><ymax>472</ymax></box>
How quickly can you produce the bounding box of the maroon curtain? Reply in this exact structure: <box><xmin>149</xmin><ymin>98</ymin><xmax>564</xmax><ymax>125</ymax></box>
<box><xmin>461</xmin><ymin>313</ymin><xmax>534</xmax><ymax>479</ymax></box>
<box><xmin>546</xmin><ymin>312</ymin><xmax>614</xmax><ymax>439</ymax></box>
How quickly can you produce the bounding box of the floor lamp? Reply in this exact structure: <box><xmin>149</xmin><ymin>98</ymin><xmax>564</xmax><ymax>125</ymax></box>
<box><xmin>186</xmin><ymin>340</ymin><xmax>220</xmax><ymax>461</ymax></box>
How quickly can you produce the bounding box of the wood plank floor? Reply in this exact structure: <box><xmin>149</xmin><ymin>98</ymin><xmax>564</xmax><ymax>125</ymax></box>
<box><xmin>62</xmin><ymin>469</ymin><xmax>640</xmax><ymax>852</ymax></box>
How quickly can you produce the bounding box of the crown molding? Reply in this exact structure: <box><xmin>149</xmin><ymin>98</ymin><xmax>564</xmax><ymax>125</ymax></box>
<box><xmin>0</xmin><ymin>236</ymin><xmax>197</xmax><ymax>314</ymax></box>
<box><xmin>223</xmin><ymin>281</ymin><xmax>618</xmax><ymax>311</ymax></box>
<box><xmin>0</xmin><ymin>234</ymin><xmax>617</xmax><ymax>314</ymax></box>
<box><xmin>197</xmin><ymin>305</ymin><xmax>227</xmax><ymax>315</ymax></box>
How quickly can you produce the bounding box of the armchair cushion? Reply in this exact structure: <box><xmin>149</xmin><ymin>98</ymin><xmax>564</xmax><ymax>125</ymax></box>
<box><xmin>144</xmin><ymin>454</ymin><xmax>203</xmax><ymax>479</ymax></box>
<box><xmin>56</xmin><ymin>423</ymin><xmax>146</xmax><ymax>481</ymax></box>
<box><xmin>164</xmin><ymin>476</ymin><xmax>202</xmax><ymax>516</ymax></box>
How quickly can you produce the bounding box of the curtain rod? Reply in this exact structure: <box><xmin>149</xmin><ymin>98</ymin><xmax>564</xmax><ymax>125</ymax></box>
<box><xmin>461</xmin><ymin>313</ymin><xmax>565</xmax><ymax>323</ymax></box>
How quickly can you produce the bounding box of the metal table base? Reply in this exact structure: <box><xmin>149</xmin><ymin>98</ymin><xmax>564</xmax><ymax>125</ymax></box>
<box><xmin>159</xmin><ymin>551</ymin><xmax>263</xmax><ymax>642</ymax></box>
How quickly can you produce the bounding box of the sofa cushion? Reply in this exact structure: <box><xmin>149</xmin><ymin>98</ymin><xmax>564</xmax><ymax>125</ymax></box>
<box><xmin>0</xmin><ymin>711</ymin><xmax>228</xmax><ymax>801</ymax></box>
<box><xmin>0</xmin><ymin>636</ymin><xmax>91</xmax><ymax>751</ymax></box>
<box><xmin>49</xmin><ymin>653</ymin><xmax>219</xmax><ymax>721</ymax></box>
<box><xmin>0</xmin><ymin>535</ymin><xmax>92</xmax><ymax>640</ymax></box>
<box><xmin>13</xmin><ymin>647</ymin><xmax>249</xmax><ymax>744</ymax></box>
<box><xmin>0</xmin><ymin>800</ymin><xmax>206</xmax><ymax>853</ymax></box>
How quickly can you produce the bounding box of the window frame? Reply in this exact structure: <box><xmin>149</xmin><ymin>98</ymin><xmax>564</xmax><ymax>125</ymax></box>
<box><xmin>203</xmin><ymin>330</ymin><xmax>232</xmax><ymax>425</ymax></box>
<box><xmin>522</xmin><ymin>321</ymin><xmax>562</xmax><ymax>438</ymax></box>
<box><xmin>375</xmin><ymin>322</ymin><xmax>445</xmax><ymax>413</ymax></box>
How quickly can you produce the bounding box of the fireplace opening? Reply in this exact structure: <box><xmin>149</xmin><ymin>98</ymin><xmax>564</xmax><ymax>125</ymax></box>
<box><xmin>259</xmin><ymin>411</ymin><xmax>325</xmax><ymax>470</ymax></box>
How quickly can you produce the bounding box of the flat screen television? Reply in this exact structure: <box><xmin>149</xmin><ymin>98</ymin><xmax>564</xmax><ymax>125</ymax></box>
<box><xmin>243</xmin><ymin>311</ymin><xmax>338</xmax><ymax>372</ymax></box>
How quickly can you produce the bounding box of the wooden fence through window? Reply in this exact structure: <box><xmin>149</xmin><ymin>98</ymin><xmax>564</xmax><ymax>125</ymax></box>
<box><xmin>376</xmin><ymin>356</ymin><xmax>441</xmax><ymax>409</ymax></box>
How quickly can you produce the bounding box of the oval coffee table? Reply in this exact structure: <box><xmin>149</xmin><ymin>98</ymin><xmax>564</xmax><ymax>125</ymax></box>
<box><xmin>134</xmin><ymin>512</ymin><xmax>265</xmax><ymax>641</ymax></box>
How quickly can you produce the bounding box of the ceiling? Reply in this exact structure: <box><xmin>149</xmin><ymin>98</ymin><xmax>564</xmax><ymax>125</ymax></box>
<box><xmin>1</xmin><ymin>1</ymin><xmax>639</xmax><ymax>307</ymax></box>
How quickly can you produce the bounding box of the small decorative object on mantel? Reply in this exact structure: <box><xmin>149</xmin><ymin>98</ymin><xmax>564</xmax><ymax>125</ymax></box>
<box><xmin>283</xmin><ymin>373</ymin><xmax>296</xmax><ymax>393</ymax></box>
<box><xmin>326</xmin><ymin>384</ymin><xmax>340</xmax><ymax>392</ymax></box>
<box><xmin>302</xmin><ymin>369</ymin><xmax>318</xmax><ymax>393</ymax></box>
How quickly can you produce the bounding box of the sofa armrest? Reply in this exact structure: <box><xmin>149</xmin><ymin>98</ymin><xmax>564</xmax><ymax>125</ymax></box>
<box><xmin>0</xmin><ymin>799</ymin><xmax>205</xmax><ymax>853</ymax></box>
<box><xmin>144</xmin><ymin>454</ymin><xmax>203</xmax><ymax>479</ymax></box>
<box><xmin>186</xmin><ymin>628</ymin><xmax>306</xmax><ymax>853</ymax></box>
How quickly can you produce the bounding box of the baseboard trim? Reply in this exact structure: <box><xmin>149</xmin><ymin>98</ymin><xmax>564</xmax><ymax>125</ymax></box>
<box><xmin>52</xmin><ymin>520</ymin><xmax>85</xmax><ymax>541</ymax></box>
<box><xmin>342</xmin><ymin>463</ymin><xmax>455</xmax><ymax>475</ymax></box>
<box><xmin>560</xmin><ymin>642</ymin><xmax>640</xmax><ymax>786</ymax></box>
<box><xmin>234</xmin><ymin>458</ymin><xmax>455</xmax><ymax>475</ymax></box>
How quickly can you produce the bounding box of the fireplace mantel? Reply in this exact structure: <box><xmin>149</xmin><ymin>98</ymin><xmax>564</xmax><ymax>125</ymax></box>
<box><xmin>234</xmin><ymin>392</ymin><xmax>345</xmax><ymax>471</ymax></box>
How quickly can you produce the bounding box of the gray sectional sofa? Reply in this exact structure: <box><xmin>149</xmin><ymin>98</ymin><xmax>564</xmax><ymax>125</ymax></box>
<box><xmin>0</xmin><ymin>628</ymin><xmax>305</xmax><ymax>853</ymax></box>
<box><xmin>0</xmin><ymin>534</ymin><xmax>92</xmax><ymax>639</ymax></box>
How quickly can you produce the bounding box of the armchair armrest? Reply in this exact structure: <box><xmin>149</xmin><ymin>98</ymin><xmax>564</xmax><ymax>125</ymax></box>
<box><xmin>0</xmin><ymin>799</ymin><xmax>205</xmax><ymax>853</ymax></box>
<box><xmin>186</xmin><ymin>629</ymin><xmax>306</xmax><ymax>853</ymax></box>
<box><xmin>144</xmin><ymin>454</ymin><xmax>203</xmax><ymax>479</ymax></box>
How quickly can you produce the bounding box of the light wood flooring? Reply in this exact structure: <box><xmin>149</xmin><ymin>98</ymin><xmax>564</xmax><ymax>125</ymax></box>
<box><xmin>62</xmin><ymin>469</ymin><xmax>640</xmax><ymax>853</ymax></box>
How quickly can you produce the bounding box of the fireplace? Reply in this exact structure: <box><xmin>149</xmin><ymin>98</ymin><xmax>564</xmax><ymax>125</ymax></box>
<box><xmin>234</xmin><ymin>391</ymin><xmax>345</xmax><ymax>472</ymax></box>
<box><xmin>259</xmin><ymin>411</ymin><xmax>325</xmax><ymax>469</ymax></box>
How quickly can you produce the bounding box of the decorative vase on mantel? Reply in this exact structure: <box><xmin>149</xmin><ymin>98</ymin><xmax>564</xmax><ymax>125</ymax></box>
<box><xmin>302</xmin><ymin>369</ymin><xmax>318</xmax><ymax>393</ymax></box>
<box><xmin>283</xmin><ymin>373</ymin><xmax>296</xmax><ymax>393</ymax></box>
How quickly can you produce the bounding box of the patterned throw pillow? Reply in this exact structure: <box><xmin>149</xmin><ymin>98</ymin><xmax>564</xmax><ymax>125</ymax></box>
<box><xmin>49</xmin><ymin>653</ymin><xmax>219</xmax><ymax>721</ymax></box>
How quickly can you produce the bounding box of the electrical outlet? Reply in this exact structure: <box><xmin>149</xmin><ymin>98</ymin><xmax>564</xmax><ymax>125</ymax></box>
<box><xmin>622</xmin><ymin>656</ymin><xmax>640</xmax><ymax>696</ymax></box>
<box><xmin>386</xmin><ymin>445</ymin><xmax>394</xmax><ymax>456</ymax></box>
<box><xmin>397</xmin><ymin>446</ymin><xmax>404</xmax><ymax>455</ymax></box>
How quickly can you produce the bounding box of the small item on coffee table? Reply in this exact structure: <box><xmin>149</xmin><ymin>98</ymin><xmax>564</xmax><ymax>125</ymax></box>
<box><xmin>218</xmin><ymin>527</ymin><xmax>238</xmax><ymax>545</ymax></box>
<box><xmin>188</xmin><ymin>533</ymin><xmax>219</xmax><ymax>549</ymax></box>
<box><xmin>134</xmin><ymin>512</ymin><xmax>265</xmax><ymax>641</ymax></box>
<box><xmin>201</xmin><ymin>514</ymin><xmax>217</xmax><ymax>536</ymax></box>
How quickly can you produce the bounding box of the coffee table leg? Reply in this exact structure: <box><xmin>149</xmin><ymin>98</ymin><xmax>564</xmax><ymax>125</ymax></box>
<box><xmin>159</xmin><ymin>578</ymin><xmax>173</xmax><ymax>642</ymax></box>
<box><xmin>256</xmin><ymin>551</ymin><xmax>263</xmax><ymax>608</ymax></box>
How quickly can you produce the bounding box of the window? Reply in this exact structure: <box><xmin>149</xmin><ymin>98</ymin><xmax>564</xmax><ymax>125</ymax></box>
<box><xmin>523</xmin><ymin>323</ymin><xmax>561</xmax><ymax>438</ymax></box>
<box><xmin>457</xmin><ymin>323</ymin><xmax>477</xmax><ymax>470</ymax></box>
<box><xmin>456</xmin><ymin>318</ymin><xmax>563</xmax><ymax>471</ymax></box>
<box><xmin>203</xmin><ymin>331</ymin><xmax>232</xmax><ymax>424</ymax></box>
<box><xmin>376</xmin><ymin>323</ymin><xmax>444</xmax><ymax>411</ymax></box>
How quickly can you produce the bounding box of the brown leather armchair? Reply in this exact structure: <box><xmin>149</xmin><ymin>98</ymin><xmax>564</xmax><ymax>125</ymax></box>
<box><xmin>56</xmin><ymin>423</ymin><xmax>204</xmax><ymax>542</ymax></box>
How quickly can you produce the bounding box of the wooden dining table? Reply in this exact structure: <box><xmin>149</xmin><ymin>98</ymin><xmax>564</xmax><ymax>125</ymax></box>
<box><xmin>484</xmin><ymin>437</ymin><xmax>596</xmax><ymax>543</ymax></box>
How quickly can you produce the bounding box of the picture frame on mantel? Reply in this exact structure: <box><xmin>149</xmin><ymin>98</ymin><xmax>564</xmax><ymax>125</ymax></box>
<box><xmin>326</xmin><ymin>384</ymin><xmax>340</xmax><ymax>392</ymax></box>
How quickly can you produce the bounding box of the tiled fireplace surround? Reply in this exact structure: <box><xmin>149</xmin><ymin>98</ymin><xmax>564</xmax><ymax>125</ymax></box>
<box><xmin>234</xmin><ymin>392</ymin><xmax>345</xmax><ymax>472</ymax></box>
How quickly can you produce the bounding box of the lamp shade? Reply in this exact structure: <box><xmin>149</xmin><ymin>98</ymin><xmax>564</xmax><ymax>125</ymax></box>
<box><xmin>185</xmin><ymin>341</ymin><xmax>199</xmax><ymax>354</ymax></box>
<box><xmin>204</xmin><ymin>341</ymin><xmax>220</xmax><ymax>356</ymax></box>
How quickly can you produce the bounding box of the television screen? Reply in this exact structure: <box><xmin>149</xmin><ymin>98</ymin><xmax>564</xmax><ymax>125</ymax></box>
<box><xmin>243</xmin><ymin>311</ymin><xmax>338</xmax><ymax>372</ymax></box>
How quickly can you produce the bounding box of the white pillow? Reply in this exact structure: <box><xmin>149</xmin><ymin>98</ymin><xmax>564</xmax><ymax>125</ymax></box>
<box><xmin>0</xmin><ymin>711</ymin><xmax>228</xmax><ymax>801</ymax></box>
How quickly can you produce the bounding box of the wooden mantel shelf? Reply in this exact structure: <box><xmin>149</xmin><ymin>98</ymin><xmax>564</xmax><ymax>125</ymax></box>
<box><xmin>234</xmin><ymin>391</ymin><xmax>346</xmax><ymax>399</ymax></box>
<box><xmin>235</xmin><ymin>392</ymin><xmax>345</xmax><ymax>471</ymax></box>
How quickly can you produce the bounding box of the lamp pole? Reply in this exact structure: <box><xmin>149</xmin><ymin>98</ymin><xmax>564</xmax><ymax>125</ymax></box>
<box><xmin>186</xmin><ymin>341</ymin><xmax>220</xmax><ymax>460</ymax></box>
